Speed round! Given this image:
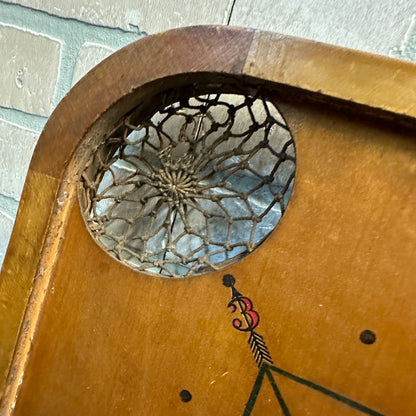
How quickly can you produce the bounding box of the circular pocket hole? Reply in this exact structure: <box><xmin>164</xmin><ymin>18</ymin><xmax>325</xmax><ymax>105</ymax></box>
<box><xmin>79</xmin><ymin>91</ymin><xmax>296</xmax><ymax>278</ymax></box>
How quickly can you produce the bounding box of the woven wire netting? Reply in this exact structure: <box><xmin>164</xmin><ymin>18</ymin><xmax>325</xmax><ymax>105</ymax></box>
<box><xmin>80</xmin><ymin>92</ymin><xmax>296</xmax><ymax>278</ymax></box>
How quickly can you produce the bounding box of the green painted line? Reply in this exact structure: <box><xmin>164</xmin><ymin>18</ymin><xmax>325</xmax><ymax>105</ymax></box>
<box><xmin>242</xmin><ymin>362</ymin><xmax>386</xmax><ymax>415</ymax></box>
<box><xmin>243</xmin><ymin>364</ymin><xmax>266</xmax><ymax>416</ymax></box>
<box><xmin>268</xmin><ymin>364</ymin><xmax>386</xmax><ymax>416</ymax></box>
<box><xmin>265</xmin><ymin>367</ymin><xmax>291</xmax><ymax>416</ymax></box>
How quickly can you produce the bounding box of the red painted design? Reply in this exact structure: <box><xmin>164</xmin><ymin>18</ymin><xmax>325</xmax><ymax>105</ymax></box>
<box><xmin>228</xmin><ymin>296</ymin><xmax>260</xmax><ymax>332</ymax></box>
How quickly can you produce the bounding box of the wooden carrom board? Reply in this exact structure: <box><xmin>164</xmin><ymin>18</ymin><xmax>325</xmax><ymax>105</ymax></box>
<box><xmin>0</xmin><ymin>26</ymin><xmax>415</xmax><ymax>415</ymax></box>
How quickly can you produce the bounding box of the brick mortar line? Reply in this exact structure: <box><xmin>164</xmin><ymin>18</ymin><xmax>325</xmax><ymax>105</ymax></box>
<box><xmin>0</xmin><ymin>0</ymin><xmax>144</xmax><ymax>35</ymax></box>
<box><xmin>0</xmin><ymin>1</ymin><xmax>144</xmax><ymax>109</ymax></box>
<box><xmin>0</xmin><ymin>107</ymin><xmax>46</xmax><ymax>133</ymax></box>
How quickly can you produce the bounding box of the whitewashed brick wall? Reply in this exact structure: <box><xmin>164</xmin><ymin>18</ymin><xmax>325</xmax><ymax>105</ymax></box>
<box><xmin>1</xmin><ymin>0</ymin><xmax>415</xmax><ymax>267</ymax></box>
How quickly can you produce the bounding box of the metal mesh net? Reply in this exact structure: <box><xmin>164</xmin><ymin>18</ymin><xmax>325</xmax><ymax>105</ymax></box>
<box><xmin>79</xmin><ymin>92</ymin><xmax>296</xmax><ymax>278</ymax></box>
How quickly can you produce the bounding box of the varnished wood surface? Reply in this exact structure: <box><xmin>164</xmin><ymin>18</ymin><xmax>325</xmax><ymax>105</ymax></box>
<box><xmin>0</xmin><ymin>26</ymin><xmax>415</xmax><ymax>415</ymax></box>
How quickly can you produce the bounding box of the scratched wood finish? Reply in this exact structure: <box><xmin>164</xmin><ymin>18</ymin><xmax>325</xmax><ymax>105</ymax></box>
<box><xmin>0</xmin><ymin>26</ymin><xmax>415</xmax><ymax>415</ymax></box>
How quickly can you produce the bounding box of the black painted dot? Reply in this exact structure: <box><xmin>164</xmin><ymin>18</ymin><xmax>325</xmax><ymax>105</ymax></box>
<box><xmin>360</xmin><ymin>330</ymin><xmax>376</xmax><ymax>345</ymax></box>
<box><xmin>179</xmin><ymin>390</ymin><xmax>192</xmax><ymax>403</ymax></box>
<box><xmin>223</xmin><ymin>274</ymin><xmax>235</xmax><ymax>287</ymax></box>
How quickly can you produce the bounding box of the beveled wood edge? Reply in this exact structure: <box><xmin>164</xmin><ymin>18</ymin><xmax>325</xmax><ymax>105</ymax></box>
<box><xmin>244</xmin><ymin>29</ymin><xmax>416</xmax><ymax>124</ymax></box>
<box><xmin>0</xmin><ymin>171</ymin><xmax>60</xmax><ymax>402</ymax></box>
<box><xmin>1</xmin><ymin>24</ymin><xmax>415</xmax><ymax>411</ymax></box>
<box><xmin>29</xmin><ymin>25</ymin><xmax>416</xmax><ymax>180</ymax></box>
<box><xmin>0</xmin><ymin>180</ymin><xmax>77</xmax><ymax>415</ymax></box>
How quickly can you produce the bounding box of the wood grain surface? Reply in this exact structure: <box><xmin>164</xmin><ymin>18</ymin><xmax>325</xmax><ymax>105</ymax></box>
<box><xmin>0</xmin><ymin>26</ymin><xmax>415</xmax><ymax>415</ymax></box>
